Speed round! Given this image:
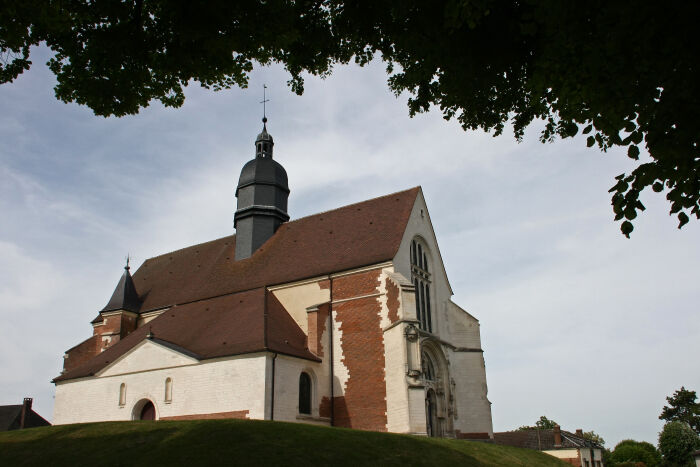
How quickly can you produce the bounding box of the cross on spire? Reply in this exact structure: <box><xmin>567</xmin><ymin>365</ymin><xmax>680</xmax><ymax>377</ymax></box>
<box><xmin>125</xmin><ymin>254</ymin><xmax>130</xmax><ymax>271</ymax></box>
<box><xmin>260</xmin><ymin>84</ymin><xmax>269</xmax><ymax>123</ymax></box>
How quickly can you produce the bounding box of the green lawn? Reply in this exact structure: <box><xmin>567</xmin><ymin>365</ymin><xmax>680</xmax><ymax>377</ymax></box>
<box><xmin>0</xmin><ymin>419</ymin><xmax>568</xmax><ymax>466</ymax></box>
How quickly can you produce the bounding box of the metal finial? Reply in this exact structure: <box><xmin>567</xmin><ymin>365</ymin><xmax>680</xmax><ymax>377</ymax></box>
<box><xmin>260</xmin><ymin>84</ymin><xmax>269</xmax><ymax>124</ymax></box>
<box><xmin>125</xmin><ymin>254</ymin><xmax>130</xmax><ymax>271</ymax></box>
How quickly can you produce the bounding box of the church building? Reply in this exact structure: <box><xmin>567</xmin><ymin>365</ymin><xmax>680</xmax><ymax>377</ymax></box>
<box><xmin>53</xmin><ymin>119</ymin><xmax>494</xmax><ymax>439</ymax></box>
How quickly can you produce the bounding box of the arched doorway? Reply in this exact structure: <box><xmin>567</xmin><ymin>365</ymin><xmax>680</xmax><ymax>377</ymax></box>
<box><xmin>132</xmin><ymin>399</ymin><xmax>157</xmax><ymax>421</ymax></box>
<box><xmin>425</xmin><ymin>389</ymin><xmax>438</xmax><ymax>437</ymax></box>
<box><xmin>420</xmin><ymin>340</ymin><xmax>453</xmax><ymax>437</ymax></box>
<box><xmin>140</xmin><ymin>401</ymin><xmax>155</xmax><ymax>420</ymax></box>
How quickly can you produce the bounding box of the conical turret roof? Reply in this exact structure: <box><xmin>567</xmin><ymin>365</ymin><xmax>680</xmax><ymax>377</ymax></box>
<box><xmin>100</xmin><ymin>263</ymin><xmax>141</xmax><ymax>313</ymax></box>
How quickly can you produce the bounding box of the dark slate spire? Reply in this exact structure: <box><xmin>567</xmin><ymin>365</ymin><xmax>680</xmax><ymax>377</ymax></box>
<box><xmin>234</xmin><ymin>118</ymin><xmax>290</xmax><ymax>261</ymax></box>
<box><xmin>100</xmin><ymin>259</ymin><xmax>141</xmax><ymax>313</ymax></box>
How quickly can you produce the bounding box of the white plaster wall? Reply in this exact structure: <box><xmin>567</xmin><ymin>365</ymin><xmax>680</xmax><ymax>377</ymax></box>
<box><xmin>450</xmin><ymin>349</ymin><xmax>494</xmax><ymax>436</ymax></box>
<box><xmin>332</xmin><ymin>311</ymin><xmax>350</xmax><ymax>397</ymax></box>
<box><xmin>271</xmin><ymin>280</ymin><xmax>330</xmax><ymax>334</ymax></box>
<box><xmin>99</xmin><ymin>340</ymin><xmax>196</xmax><ymax>376</ymax></box>
<box><xmin>445</xmin><ymin>301</ymin><xmax>482</xmax><ymax>349</ymax></box>
<box><xmin>383</xmin><ymin>323</ymin><xmax>411</xmax><ymax>433</ymax></box>
<box><xmin>271</xmin><ymin>355</ymin><xmax>330</xmax><ymax>425</ymax></box>
<box><xmin>393</xmin><ymin>189</ymin><xmax>453</xmax><ymax>339</ymax></box>
<box><xmin>54</xmin><ymin>353</ymin><xmax>267</xmax><ymax>424</ymax></box>
<box><xmin>545</xmin><ymin>449</ymin><xmax>580</xmax><ymax>460</ymax></box>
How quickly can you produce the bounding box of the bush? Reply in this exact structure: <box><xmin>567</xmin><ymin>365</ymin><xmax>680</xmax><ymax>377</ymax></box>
<box><xmin>609</xmin><ymin>439</ymin><xmax>662</xmax><ymax>467</ymax></box>
<box><xmin>657</xmin><ymin>421</ymin><xmax>700</xmax><ymax>466</ymax></box>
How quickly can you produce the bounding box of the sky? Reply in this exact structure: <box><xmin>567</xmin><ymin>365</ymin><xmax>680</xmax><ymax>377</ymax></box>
<box><xmin>1</xmin><ymin>46</ymin><xmax>698</xmax><ymax>447</ymax></box>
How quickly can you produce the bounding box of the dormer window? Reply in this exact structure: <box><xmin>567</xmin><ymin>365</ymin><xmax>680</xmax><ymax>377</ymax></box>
<box><xmin>410</xmin><ymin>238</ymin><xmax>433</xmax><ymax>332</ymax></box>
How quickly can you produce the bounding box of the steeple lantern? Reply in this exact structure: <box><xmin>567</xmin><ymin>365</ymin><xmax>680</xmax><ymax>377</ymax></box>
<box><xmin>234</xmin><ymin>118</ymin><xmax>290</xmax><ymax>261</ymax></box>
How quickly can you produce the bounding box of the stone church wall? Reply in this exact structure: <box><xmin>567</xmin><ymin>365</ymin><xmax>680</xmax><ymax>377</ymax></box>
<box><xmin>271</xmin><ymin>355</ymin><xmax>330</xmax><ymax>425</ymax></box>
<box><xmin>54</xmin><ymin>352</ymin><xmax>267</xmax><ymax>424</ymax></box>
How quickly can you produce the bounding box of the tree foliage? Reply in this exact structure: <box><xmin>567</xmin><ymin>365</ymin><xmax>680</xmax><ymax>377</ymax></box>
<box><xmin>607</xmin><ymin>440</ymin><xmax>661</xmax><ymax>467</ymax></box>
<box><xmin>657</xmin><ymin>421</ymin><xmax>700</xmax><ymax>466</ymax></box>
<box><xmin>582</xmin><ymin>430</ymin><xmax>605</xmax><ymax>447</ymax></box>
<box><xmin>518</xmin><ymin>415</ymin><xmax>558</xmax><ymax>431</ymax></box>
<box><xmin>660</xmin><ymin>387</ymin><xmax>700</xmax><ymax>434</ymax></box>
<box><xmin>2</xmin><ymin>1</ymin><xmax>699</xmax><ymax>235</ymax></box>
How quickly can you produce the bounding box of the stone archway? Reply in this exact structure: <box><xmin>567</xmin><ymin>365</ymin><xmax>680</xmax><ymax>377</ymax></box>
<box><xmin>132</xmin><ymin>399</ymin><xmax>157</xmax><ymax>421</ymax></box>
<box><xmin>420</xmin><ymin>339</ymin><xmax>452</xmax><ymax>437</ymax></box>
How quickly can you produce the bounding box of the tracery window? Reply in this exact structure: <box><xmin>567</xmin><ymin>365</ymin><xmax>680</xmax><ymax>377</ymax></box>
<box><xmin>411</xmin><ymin>238</ymin><xmax>433</xmax><ymax>332</ymax></box>
<box><xmin>164</xmin><ymin>378</ymin><xmax>173</xmax><ymax>403</ymax></box>
<box><xmin>119</xmin><ymin>383</ymin><xmax>126</xmax><ymax>406</ymax></box>
<box><xmin>299</xmin><ymin>372</ymin><xmax>312</xmax><ymax>415</ymax></box>
<box><xmin>421</xmin><ymin>351</ymin><xmax>437</xmax><ymax>382</ymax></box>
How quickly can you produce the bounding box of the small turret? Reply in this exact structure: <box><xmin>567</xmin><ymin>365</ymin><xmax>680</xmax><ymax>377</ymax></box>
<box><xmin>92</xmin><ymin>259</ymin><xmax>141</xmax><ymax>350</ymax></box>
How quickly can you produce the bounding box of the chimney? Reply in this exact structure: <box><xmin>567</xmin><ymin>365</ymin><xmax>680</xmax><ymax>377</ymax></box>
<box><xmin>553</xmin><ymin>424</ymin><xmax>562</xmax><ymax>447</ymax></box>
<box><xmin>20</xmin><ymin>398</ymin><xmax>32</xmax><ymax>429</ymax></box>
<box><xmin>576</xmin><ymin>428</ymin><xmax>584</xmax><ymax>437</ymax></box>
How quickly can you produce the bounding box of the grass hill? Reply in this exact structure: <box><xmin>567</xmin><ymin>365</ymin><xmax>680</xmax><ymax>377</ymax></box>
<box><xmin>0</xmin><ymin>419</ymin><xmax>568</xmax><ymax>466</ymax></box>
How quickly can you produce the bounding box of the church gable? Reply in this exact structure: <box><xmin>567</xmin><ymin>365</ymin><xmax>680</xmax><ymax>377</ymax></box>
<box><xmin>98</xmin><ymin>339</ymin><xmax>198</xmax><ymax>377</ymax></box>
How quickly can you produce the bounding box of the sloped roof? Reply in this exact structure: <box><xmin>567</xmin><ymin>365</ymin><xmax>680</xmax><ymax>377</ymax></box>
<box><xmin>132</xmin><ymin>187</ymin><xmax>419</xmax><ymax>312</ymax></box>
<box><xmin>0</xmin><ymin>405</ymin><xmax>50</xmax><ymax>431</ymax></box>
<box><xmin>56</xmin><ymin>187</ymin><xmax>419</xmax><ymax>383</ymax></box>
<box><xmin>493</xmin><ymin>429</ymin><xmax>603</xmax><ymax>450</ymax></box>
<box><xmin>100</xmin><ymin>266</ymin><xmax>141</xmax><ymax>313</ymax></box>
<box><xmin>56</xmin><ymin>288</ymin><xmax>319</xmax><ymax>382</ymax></box>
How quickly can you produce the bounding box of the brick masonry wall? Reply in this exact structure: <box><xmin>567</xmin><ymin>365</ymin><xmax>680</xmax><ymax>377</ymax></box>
<box><xmin>331</xmin><ymin>270</ymin><xmax>388</xmax><ymax>431</ymax></box>
<box><xmin>64</xmin><ymin>336</ymin><xmax>101</xmax><ymax>373</ymax></box>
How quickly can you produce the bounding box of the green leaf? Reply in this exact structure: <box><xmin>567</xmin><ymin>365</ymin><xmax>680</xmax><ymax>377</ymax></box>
<box><xmin>621</xmin><ymin>221</ymin><xmax>634</xmax><ymax>238</ymax></box>
<box><xmin>678</xmin><ymin>212</ymin><xmax>689</xmax><ymax>228</ymax></box>
<box><xmin>627</xmin><ymin>145</ymin><xmax>640</xmax><ymax>159</ymax></box>
<box><xmin>586</xmin><ymin>136</ymin><xmax>595</xmax><ymax>147</ymax></box>
<box><xmin>652</xmin><ymin>182</ymin><xmax>664</xmax><ymax>192</ymax></box>
<box><xmin>582</xmin><ymin>124</ymin><xmax>593</xmax><ymax>134</ymax></box>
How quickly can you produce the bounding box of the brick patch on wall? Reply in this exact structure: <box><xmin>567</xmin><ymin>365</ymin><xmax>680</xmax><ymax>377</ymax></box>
<box><xmin>386</xmin><ymin>278</ymin><xmax>400</xmax><ymax>323</ymax></box>
<box><xmin>307</xmin><ymin>302</ymin><xmax>329</xmax><ymax>357</ymax></box>
<box><xmin>333</xmin><ymin>269</ymin><xmax>381</xmax><ymax>300</ymax></box>
<box><xmin>64</xmin><ymin>336</ymin><xmax>101</xmax><ymax>373</ymax></box>
<box><xmin>161</xmin><ymin>410</ymin><xmax>250</xmax><ymax>421</ymax></box>
<box><xmin>332</xmin><ymin>270</ymin><xmax>388</xmax><ymax>431</ymax></box>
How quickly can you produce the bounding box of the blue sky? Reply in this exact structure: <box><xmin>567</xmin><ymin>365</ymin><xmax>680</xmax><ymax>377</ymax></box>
<box><xmin>1</xmin><ymin>46</ymin><xmax>698</xmax><ymax>446</ymax></box>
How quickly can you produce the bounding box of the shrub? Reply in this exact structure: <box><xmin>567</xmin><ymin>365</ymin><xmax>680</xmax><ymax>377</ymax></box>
<box><xmin>609</xmin><ymin>439</ymin><xmax>661</xmax><ymax>467</ymax></box>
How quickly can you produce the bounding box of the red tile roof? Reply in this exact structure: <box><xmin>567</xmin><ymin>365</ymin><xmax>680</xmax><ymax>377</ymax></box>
<box><xmin>56</xmin><ymin>288</ymin><xmax>319</xmax><ymax>381</ymax></box>
<box><xmin>493</xmin><ymin>429</ymin><xmax>602</xmax><ymax>450</ymax></box>
<box><xmin>56</xmin><ymin>187</ymin><xmax>420</xmax><ymax>382</ymax></box>
<box><xmin>133</xmin><ymin>187</ymin><xmax>419</xmax><ymax>312</ymax></box>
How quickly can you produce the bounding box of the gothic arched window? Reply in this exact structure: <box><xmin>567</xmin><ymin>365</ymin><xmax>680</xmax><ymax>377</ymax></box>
<box><xmin>421</xmin><ymin>351</ymin><xmax>437</xmax><ymax>382</ymax></box>
<box><xmin>299</xmin><ymin>372</ymin><xmax>312</xmax><ymax>415</ymax></box>
<box><xmin>411</xmin><ymin>238</ymin><xmax>433</xmax><ymax>332</ymax></box>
